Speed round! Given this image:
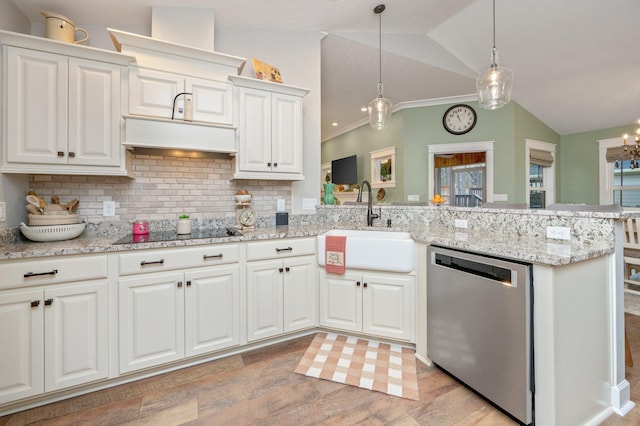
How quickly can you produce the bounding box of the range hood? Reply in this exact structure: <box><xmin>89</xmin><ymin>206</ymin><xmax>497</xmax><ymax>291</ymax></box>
<box><xmin>108</xmin><ymin>28</ymin><xmax>246</xmax><ymax>154</ymax></box>
<box><xmin>122</xmin><ymin>116</ymin><xmax>237</xmax><ymax>154</ymax></box>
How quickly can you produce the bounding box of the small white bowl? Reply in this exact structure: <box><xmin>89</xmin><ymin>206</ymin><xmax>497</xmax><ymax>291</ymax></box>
<box><xmin>235</xmin><ymin>194</ymin><xmax>251</xmax><ymax>203</ymax></box>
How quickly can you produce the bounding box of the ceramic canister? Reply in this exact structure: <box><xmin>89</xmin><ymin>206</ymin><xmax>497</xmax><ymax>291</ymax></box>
<box><xmin>41</xmin><ymin>10</ymin><xmax>89</xmax><ymax>44</ymax></box>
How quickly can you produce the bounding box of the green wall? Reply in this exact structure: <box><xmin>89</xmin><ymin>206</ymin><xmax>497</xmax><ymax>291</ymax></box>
<box><xmin>323</xmin><ymin>100</ymin><xmax>560</xmax><ymax>204</ymax></box>
<box><xmin>560</xmin><ymin>124</ymin><xmax>638</xmax><ymax>204</ymax></box>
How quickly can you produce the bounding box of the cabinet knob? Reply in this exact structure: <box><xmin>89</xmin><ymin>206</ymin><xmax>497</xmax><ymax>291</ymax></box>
<box><xmin>177</xmin><ymin>281</ymin><xmax>183</xmax><ymax>288</ymax></box>
<box><xmin>31</xmin><ymin>300</ymin><xmax>40</xmax><ymax>308</ymax></box>
<box><xmin>57</xmin><ymin>151</ymin><xmax>65</xmax><ymax>157</ymax></box>
<box><xmin>285</xmin><ymin>267</ymin><xmax>290</xmax><ymax>272</ymax></box>
<box><xmin>68</xmin><ymin>152</ymin><xmax>75</xmax><ymax>158</ymax></box>
<box><xmin>356</xmin><ymin>281</ymin><xmax>361</xmax><ymax>286</ymax></box>
<box><xmin>44</xmin><ymin>298</ymin><xmax>53</xmax><ymax>306</ymax></box>
<box><xmin>363</xmin><ymin>282</ymin><xmax>368</xmax><ymax>288</ymax></box>
<box><xmin>186</xmin><ymin>280</ymin><xmax>192</xmax><ymax>287</ymax></box>
<box><xmin>279</xmin><ymin>267</ymin><xmax>284</xmax><ymax>273</ymax></box>
<box><xmin>273</xmin><ymin>163</ymin><xmax>278</xmax><ymax>167</ymax></box>
<box><xmin>267</xmin><ymin>162</ymin><xmax>272</xmax><ymax>167</ymax></box>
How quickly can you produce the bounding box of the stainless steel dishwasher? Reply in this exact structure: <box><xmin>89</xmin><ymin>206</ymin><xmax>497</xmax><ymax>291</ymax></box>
<box><xmin>427</xmin><ymin>245</ymin><xmax>533</xmax><ymax>425</ymax></box>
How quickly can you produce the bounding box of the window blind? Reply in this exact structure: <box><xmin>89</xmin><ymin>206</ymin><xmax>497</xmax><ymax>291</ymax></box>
<box><xmin>606</xmin><ymin>146</ymin><xmax>632</xmax><ymax>162</ymax></box>
<box><xmin>529</xmin><ymin>149</ymin><xmax>554</xmax><ymax>167</ymax></box>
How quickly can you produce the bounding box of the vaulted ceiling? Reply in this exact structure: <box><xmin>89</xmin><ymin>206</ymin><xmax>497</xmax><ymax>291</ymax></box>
<box><xmin>12</xmin><ymin>0</ymin><xmax>640</xmax><ymax>141</ymax></box>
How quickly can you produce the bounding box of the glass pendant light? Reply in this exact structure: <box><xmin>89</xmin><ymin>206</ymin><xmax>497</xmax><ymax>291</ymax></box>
<box><xmin>368</xmin><ymin>4</ymin><xmax>392</xmax><ymax>130</ymax></box>
<box><xmin>476</xmin><ymin>0</ymin><xmax>513</xmax><ymax>110</ymax></box>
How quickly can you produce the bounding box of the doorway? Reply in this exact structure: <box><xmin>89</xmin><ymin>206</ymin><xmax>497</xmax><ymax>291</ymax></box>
<box><xmin>427</xmin><ymin>141</ymin><xmax>494</xmax><ymax>205</ymax></box>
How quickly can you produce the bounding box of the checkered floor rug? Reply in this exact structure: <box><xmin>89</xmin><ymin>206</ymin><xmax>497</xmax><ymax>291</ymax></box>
<box><xmin>294</xmin><ymin>332</ymin><xmax>419</xmax><ymax>400</ymax></box>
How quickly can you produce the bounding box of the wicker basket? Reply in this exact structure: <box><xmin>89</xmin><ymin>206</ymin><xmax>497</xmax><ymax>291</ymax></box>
<box><xmin>28</xmin><ymin>214</ymin><xmax>79</xmax><ymax>226</ymax></box>
<box><xmin>20</xmin><ymin>222</ymin><xmax>86</xmax><ymax>242</ymax></box>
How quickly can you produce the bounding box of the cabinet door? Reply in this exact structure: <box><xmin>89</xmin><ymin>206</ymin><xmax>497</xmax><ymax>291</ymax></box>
<box><xmin>0</xmin><ymin>289</ymin><xmax>44</xmax><ymax>404</ymax></box>
<box><xmin>185</xmin><ymin>265</ymin><xmax>240</xmax><ymax>356</ymax></box>
<box><xmin>246</xmin><ymin>259</ymin><xmax>283</xmax><ymax>342</ymax></box>
<box><xmin>271</xmin><ymin>93</ymin><xmax>302</xmax><ymax>174</ymax></box>
<box><xmin>187</xmin><ymin>77</ymin><xmax>233</xmax><ymax>125</ymax></box>
<box><xmin>237</xmin><ymin>87</ymin><xmax>272</xmax><ymax>173</ymax></box>
<box><xmin>119</xmin><ymin>272</ymin><xmax>185</xmax><ymax>373</ymax></box>
<box><xmin>6</xmin><ymin>47</ymin><xmax>68</xmax><ymax>164</ymax></box>
<box><xmin>319</xmin><ymin>270</ymin><xmax>361</xmax><ymax>333</ymax></box>
<box><xmin>362</xmin><ymin>273</ymin><xmax>414</xmax><ymax>341</ymax></box>
<box><xmin>68</xmin><ymin>58</ymin><xmax>121</xmax><ymax>166</ymax></box>
<box><xmin>283</xmin><ymin>256</ymin><xmax>317</xmax><ymax>332</ymax></box>
<box><xmin>129</xmin><ymin>67</ymin><xmax>183</xmax><ymax>119</ymax></box>
<box><xmin>44</xmin><ymin>281</ymin><xmax>109</xmax><ymax>392</ymax></box>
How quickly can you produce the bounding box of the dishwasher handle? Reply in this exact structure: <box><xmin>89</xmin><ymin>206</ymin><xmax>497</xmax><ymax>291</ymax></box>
<box><xmin>434</xmin><ymin>253</ymin><xmax>514</xmax><ymax>284</ymax></box>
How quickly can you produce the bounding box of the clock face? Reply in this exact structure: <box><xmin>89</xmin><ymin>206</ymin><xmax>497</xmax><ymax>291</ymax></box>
<box><xmin>443</xmin><ymin>104</ymin><xmax>477</xmax><ymax>135</ymax></box>
<box><xmin>239</xmin><ymin>208</ymin><xmax>257</xmax><ymax>227</ymax></box>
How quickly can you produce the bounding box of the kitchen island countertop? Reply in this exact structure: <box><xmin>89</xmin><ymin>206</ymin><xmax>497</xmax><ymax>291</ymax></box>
<box><xmin>0</xmin><ymin>224</ymin><xmax>613</xmax><ymax>266</ymax></box>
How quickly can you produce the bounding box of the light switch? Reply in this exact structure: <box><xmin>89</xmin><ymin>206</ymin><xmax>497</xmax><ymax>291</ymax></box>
<box><xmin>103</xmin><ymin>200</ymin><xmax>115</xmax><ymax>217</ymax></box>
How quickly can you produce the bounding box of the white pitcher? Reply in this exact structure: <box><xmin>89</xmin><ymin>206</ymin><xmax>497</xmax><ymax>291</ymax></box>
<box><xmin>41</xmin><ymin>10</ymin><xmax>88</xmax><ymax>44</ymax></box>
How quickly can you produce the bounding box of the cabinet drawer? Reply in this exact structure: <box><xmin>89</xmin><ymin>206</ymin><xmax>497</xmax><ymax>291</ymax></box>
<box><xmin>0</xmin><ymin>254</ymin><xmax>108</xmax><ymax>290</ymax></box>
<box><xmin>246</xmin><ymin>238</ymin><xmax>315</xmax><ymax>261</ymax></box>
<box><xmin>119</xmin><ymin>244</ymin><xmax>239</xmax><ymax>276</ymax></box>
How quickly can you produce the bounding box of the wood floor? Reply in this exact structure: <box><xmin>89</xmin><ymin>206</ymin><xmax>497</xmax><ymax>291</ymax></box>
<box><xmin>3</xmin><ymin>315</ymin><xmax>640</xmax><ymax>425</ymax></box>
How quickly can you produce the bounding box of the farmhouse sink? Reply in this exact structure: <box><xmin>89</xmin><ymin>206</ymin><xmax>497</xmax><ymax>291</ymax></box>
<box><xmin>317</xmin><ymin>229</ymin><xmax>415</xmax><ymax>273</ymax></box>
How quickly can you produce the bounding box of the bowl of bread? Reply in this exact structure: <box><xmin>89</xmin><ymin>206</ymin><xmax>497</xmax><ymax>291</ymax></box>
<box><xmin>21</xmin><ymin>191</ymin><xmax>84</xmax><ymax>241</ymax></box>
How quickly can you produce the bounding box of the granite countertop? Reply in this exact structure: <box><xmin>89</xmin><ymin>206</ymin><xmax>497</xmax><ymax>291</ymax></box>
<box><xmin>0</xmin><ymin>224</ymin><xmax>614</xmax><ymax>266</ymax></box>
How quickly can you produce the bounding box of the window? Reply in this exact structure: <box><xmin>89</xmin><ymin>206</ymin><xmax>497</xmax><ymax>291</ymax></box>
<box><xmin>370</xmin><ymin>147</ymin><xmax>395</xmax><ymax>188</ymax></box>
<box><xmin>599</xmin><ymin>137</ymin><xmax>640</xmax><ymax>208</ymax></box>
<box><xmin>525</xmin><ymin>140</ymin><xmax>556</xmax><ymax>209</ymax></box>
<box><xmin>434</xmin><ymin>153</ymin><xmax>485</xmax><ymax>207</ymax></box>
<box><xmin>428</xmin><ymin>141</ymin><xmax>494</xmax><ymax>205</ymax></box>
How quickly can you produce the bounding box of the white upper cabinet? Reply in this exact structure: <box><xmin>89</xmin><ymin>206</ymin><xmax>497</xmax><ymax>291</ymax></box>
<box><xmin>230</xmin><ymin>75</ymin><xmax>309</xmax><ymax>181</ymax></box>
<box><xmin>0</xmin><ymin>31</ymin><xmax>134</xmax><ymax>175</ymax></box>
<box><xmin>128</xmin><ymin>67</ymin><xmax>233</xmax><ymax>126</ymax></box>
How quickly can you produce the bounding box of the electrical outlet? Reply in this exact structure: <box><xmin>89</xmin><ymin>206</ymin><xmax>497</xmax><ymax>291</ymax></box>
<box><xmin>276</xmin><ymin>199</ymin><xmax>285</xmax><ymax>211</ymax></box>
<box><xmin>493</xmin><ymin>194</ymin><xmax>508</xmax><ymax>201</ymax></box>
<box><xmin>546</xmin><ymin>226</ymin><xmax>571</xmax><ymax>240</ymax></box>
<box><xmin>103</xmin><ymin>200</ymin><xmax>115</xmax><ymax>217</ymax></box>
<box><xmin>454</xmin><ymin>219</ymin><xmax>468</xmax><ymax>229</ymax></box>
<box><xmin>0</xmin><ymin>202</ymin><xmax>6</xmax><ymax>222</ymax></box>
<box><xmin>303</xmin><ymin>198</ymin><xmax>317</xmax><ymax>210</ymax></box>
<box><xmin>407</xmin><ymin>195</ymin><xmax>419</xmax><ymax>201</ymax></box>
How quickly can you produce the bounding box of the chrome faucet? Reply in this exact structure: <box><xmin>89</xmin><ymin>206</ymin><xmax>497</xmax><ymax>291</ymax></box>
<box><xmin>357</xmin><ymin>180</ymin><xmax>380</xmax><ymax>226</ymax></box>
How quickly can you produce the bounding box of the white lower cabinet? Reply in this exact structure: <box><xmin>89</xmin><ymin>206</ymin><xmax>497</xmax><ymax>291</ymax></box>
<box><xmin>118</xmin><ymin>265</ymin><xmax>240</xmax><ymax>374</ymax></box>
<box><xmin>0</xmin><ymin>281</ymin><xmax>108</xmax><ymax>405</ymax></box>
<box><xmin>319</xmin><ymin>270</ymin><xmax>414</xmax><ymax>342</ymax></box>
<box><xmin>246</xmin><ymin>256</ymin><xmax>316</xmax><ymax>342</ymax></box>
<box><xmin>185</xmin><ymin>266</ymin><xmax>240</xmax><ymax>357</ymax></box>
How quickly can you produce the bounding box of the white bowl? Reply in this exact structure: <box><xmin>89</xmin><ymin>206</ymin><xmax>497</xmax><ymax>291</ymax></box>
<box><xmin>20</xmin><ymin>222</ymin><xmax>86</xmax><ymax>242</ymax></box>
<box><xmin>235</xmin><ymin>194</ymin><xmax>251</xmax><ymax>203</ymax></box>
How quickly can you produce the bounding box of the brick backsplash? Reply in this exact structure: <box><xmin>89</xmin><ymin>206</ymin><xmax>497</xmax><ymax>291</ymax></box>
<box><xmin>29</xmin><ymin>153</ymin><xmax>292</xmax><ymax>222</ymax></box>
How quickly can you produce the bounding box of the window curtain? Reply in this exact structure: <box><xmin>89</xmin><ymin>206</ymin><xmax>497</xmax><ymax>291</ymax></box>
<box><xmin>530</xmin><ymin>149</ymin><xmax>554</xmax><ymax>167</ymax></box>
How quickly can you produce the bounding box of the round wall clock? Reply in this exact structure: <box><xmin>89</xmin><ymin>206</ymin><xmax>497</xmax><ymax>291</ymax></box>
<box><xmin>239</xmin><ymin>208</ymin><xmax>257</xmax><ymax>228</ymax></box>
<box><xmin>443</xmin><ymin>104</ymin><xmax>477</xmax><ymax>135</ymax></box>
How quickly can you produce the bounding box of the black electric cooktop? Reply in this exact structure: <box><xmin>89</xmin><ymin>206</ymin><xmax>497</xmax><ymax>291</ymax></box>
<box><xmin>112</xmin><ymin>227</ymin><xmax>242</xmax><ymax>245</ymax></box>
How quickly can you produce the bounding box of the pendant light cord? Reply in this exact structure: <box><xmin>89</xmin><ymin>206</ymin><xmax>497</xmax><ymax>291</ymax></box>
<box><xmin>492</xmin><ymin>0</ymin><xmax>496</xmax><ymax>49</ymax></box>
<box><xmin>378</xmin><ymin>9</ymin><xmax>382</xmax><ymax>85</ymax></box>
<box><xmin>373</xmin><ymin>4</ymin><xmax>386</xmax><ymax>93</ymax></box>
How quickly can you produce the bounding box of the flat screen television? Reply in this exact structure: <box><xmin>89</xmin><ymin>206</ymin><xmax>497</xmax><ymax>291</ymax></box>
<box><xmin>331</xmin><ymin>155</ymin><xmax>357</xmax><ymax>185</ymax></box>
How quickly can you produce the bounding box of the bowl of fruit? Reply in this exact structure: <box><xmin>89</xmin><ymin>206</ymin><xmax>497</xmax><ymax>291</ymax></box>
<box><xmin>430</xmin><ymin>194</ymin><xmax>446</xmax><ymax>206</ymax></box>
